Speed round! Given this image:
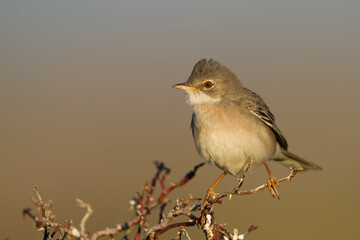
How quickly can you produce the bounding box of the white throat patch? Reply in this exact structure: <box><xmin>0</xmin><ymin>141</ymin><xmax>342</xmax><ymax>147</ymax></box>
<box><xmin>185</xmin><ymin>91</ymin><xmax>220</xmax><ymax>105</ymax></box>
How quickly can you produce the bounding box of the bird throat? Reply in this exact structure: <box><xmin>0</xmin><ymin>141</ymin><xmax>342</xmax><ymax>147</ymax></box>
<box><xmin>185</xmin><ymin>91</ymin><xmax>220</xmax><ymax>106</ymax></box>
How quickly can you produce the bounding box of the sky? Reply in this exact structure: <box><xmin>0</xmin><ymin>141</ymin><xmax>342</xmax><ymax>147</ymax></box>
<box><xmin>0</xmin><ymin>1</ymin><xmax>359</xmax><ymax>239</ymax></box>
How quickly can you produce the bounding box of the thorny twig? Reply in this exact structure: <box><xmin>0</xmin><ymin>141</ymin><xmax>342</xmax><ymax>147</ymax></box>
<box><xmin>146</xmin><ymin>199</ymin><xmax>200</xmax><ymax>239</ymax></box>
<box><xmin>217</xmin><ymin>166</ymin><xmax>303</xmax><ymax>201</ymax></box>
<box><xmin>23</xmin><ymin>163</ymin><xmax>302</xmax><ymax>240</ymax></box>
<box><xmin>76</xmin><ymin>198</ymin><xmax>94</xmax><ymax>238</ymax></box>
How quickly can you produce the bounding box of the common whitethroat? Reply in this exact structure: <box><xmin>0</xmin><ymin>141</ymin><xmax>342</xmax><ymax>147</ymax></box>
<box><xmin>173</xmin><ymin>59</ymin><xmax>321</xmax><ymax>199</ymax></box>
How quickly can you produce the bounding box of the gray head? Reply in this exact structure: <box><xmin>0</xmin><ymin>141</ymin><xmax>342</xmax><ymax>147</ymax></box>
<box><xmin>173</xmin><ymin>59</ymin><xmax>243</xmax><ymax>105</ymax></box>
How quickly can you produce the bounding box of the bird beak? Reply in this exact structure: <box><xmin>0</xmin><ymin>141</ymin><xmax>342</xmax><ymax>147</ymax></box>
<box><xmin>172</xmin><ymin>83</ymin><xmax>200</xmax><ymax>92</ymax></box>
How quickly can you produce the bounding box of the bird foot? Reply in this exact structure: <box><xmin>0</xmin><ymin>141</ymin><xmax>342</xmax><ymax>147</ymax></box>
<box><xmin>267</xmin><ymin>174</ymin><xmax>280</xmax><ymax>199</ymax></box>
<box><xmin>200</xmin><ymin>188</ymin><xmax>218</xmax><ymax>226</ymax></box>
<box><xmin>201</xmin><ymin>188</ymin><xmax>218</xmax><ymax>210</ymax></box>
<box><xmin>199</xmin><ymin>172</ymin><xmax>226</xmax><ymax>227</ymax></box>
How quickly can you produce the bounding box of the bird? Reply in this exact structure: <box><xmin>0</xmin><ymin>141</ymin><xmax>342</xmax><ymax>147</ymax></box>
<box><xmin>173</xmin><ymin>58</ymin><xmax>321</xmax><ymax>201</ymax></box>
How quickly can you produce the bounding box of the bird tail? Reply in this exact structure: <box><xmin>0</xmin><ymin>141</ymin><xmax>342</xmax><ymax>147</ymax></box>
<box><xmin>273</xmin><ymin>149</ymin><xmax>322</xmax><ymax>171</ymax></box>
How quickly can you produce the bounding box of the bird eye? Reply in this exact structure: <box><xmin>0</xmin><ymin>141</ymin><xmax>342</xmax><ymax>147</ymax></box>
<box><xmin>203</xmin><ymin>80</ymin><xmax>213</xmax><ymax>89</ymax></box>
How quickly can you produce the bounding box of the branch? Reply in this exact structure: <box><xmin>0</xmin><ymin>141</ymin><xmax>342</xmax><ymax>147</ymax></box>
<box><xmin>90</xmin><ymin>162</ymin><xmax>204</xmax><ymax>239</ymax></box>
<box><xmin>217</xmin><ymin>166</ymin><xmax>303</xmax><ymax>200</ymax></box>
<box><xmin>146</xmin><ymin>199</ymin><xmax>200</xmax><ymax>238</ymax></box>
<box><xmin>76</xmin><ymin>199</ymin><xmax>94</xmax><ymax>238</ymax></box>
<box><xmin>23</xmin><ymin>163</ymin><xmax>302</xmax><ymax>240</ymax></box>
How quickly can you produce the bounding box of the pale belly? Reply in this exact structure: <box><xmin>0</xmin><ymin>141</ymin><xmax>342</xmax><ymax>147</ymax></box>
<box><xmin>192</xmin><ymin>114</ymin><xmax>276</xmax><ymax>177</ymax></box>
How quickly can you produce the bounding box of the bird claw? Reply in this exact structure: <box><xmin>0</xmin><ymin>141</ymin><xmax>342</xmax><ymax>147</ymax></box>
<box><xmin>199</xmin><ymin>172</ymin><xmax>226</xmax><ymax>227</ymax></box>
<box><xmin>267</xmin><ymin>174</ymin><xmax>280</xmax><ymax>199</ymax></box>
<box><xmin>200</xmin><ymin>188</ymin><xmax>218</xmax><ymax>226</ymax></box>
<box><xmin>201</xmin><ymin>188</ymin><xmax>217</xmax><ymax>210</ymax></box>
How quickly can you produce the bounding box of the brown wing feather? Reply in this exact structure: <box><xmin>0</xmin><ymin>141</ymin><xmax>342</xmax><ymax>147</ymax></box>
<box><xmin>244</xmin><ymin>89</ymin><xmax>288</xmax><ymax>149</ymax></box>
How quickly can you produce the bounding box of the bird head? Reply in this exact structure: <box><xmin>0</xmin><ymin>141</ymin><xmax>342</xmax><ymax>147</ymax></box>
<box><xmin>173</xmin><ymin>59</ymin><xmax>243</xmax><ymax>106</ymax></box>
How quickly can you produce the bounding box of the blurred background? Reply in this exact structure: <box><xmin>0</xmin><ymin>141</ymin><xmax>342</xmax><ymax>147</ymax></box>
<box><xmin>1</xmin><ymin>0</ymin><xmax>359</xmax><ymax>239</ymax></box>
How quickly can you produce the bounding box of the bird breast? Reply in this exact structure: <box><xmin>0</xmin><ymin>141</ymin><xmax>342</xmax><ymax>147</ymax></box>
<box><xmin>191</xmin><ymin>102</ymin><xmax>276</xmax><ymax>176</ymax></box>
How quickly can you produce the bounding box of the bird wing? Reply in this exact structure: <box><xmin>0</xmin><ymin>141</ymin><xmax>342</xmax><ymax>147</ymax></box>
<box><xmin>244</xmin><ymin>89</ymin><xmax>288</xmax><ymax>149</ymax></box>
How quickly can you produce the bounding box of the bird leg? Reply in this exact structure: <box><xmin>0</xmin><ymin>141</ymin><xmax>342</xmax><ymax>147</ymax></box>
<box><xmin>263</xmin><ymin>162</ymin><xmax>280</xmax><ymax>199</ymax></box>
<box><xmin>200</xmin><ymin>172</ymin><xmax>227</xmax><ymax>225</ymax></box>
<box><xmin>202</xmin><ymin>172</ymin><xmax>227</xmax><ymax>206</ymax></box>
